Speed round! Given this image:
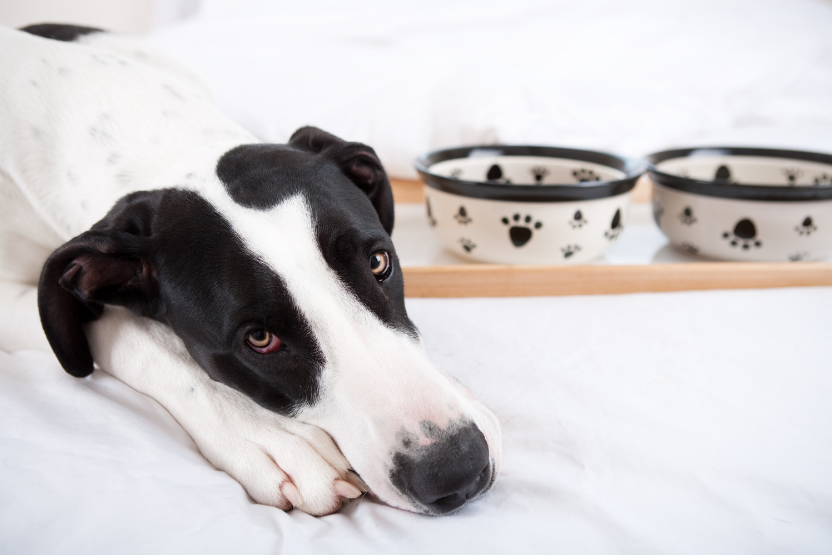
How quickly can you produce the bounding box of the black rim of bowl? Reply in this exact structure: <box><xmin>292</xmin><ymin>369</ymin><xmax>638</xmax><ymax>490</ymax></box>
<box><xmin>646</xmin><ymin>146</ymin><xmax>832</xmax><ymax>202</ymax></box>
<box><xmin>414</xmin><ymin>145</ymin><xmax>644</xmax><ymax>202</ymax></box>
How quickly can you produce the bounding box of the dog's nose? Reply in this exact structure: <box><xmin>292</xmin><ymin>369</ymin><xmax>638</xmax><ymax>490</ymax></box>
<box><xmin>391</xmin><ymin>422</ymin><xmax>492</xmax><ymax>514</ymax></box>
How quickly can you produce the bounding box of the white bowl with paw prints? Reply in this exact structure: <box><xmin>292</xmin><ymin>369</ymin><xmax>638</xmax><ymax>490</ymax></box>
<box><xmin>414</xmin><ymin>146</ymin><xmax>643</xmax><ymax>264</ymax></box>
<box><xmin>647</xmin><ymin>147</ymin><xmax>832</xmax><ymax>262</ymax></box>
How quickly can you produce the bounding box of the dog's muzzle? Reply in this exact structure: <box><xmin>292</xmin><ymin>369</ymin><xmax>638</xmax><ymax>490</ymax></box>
<box><xmin>389</xmin><ymin>422</ymin><xmax>493</xmax><ymax>514</ymax></box>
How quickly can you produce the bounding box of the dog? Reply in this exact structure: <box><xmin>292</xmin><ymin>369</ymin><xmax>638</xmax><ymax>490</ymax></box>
<box><xmin>0</xmin><ymin>24</ymin><xmax>501</xmax><ymax>516</ymax></box>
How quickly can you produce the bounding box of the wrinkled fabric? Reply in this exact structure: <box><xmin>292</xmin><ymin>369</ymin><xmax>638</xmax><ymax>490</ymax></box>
<box><xmin>1</xmin><ymin>287</ymin><xmax>831</xmax><ymax>554</ymax></box>
<box><xmin>149</xmin><ymin>0</ymin><xmax>832</xmax><ymax>179</ymax></box>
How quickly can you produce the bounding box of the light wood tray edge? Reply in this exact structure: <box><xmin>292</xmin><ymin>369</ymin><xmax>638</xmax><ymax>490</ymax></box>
<box><xmin>402</xmin><ymin>262</ymin><xmax>832</xmax><ymax>297</ymax></box>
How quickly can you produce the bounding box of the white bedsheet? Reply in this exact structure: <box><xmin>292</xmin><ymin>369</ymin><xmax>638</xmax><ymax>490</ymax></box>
<box><xmin>149</xmin><ymin>0</ymin><xmax>832</xmax><ymax>179</ymax></box>
<box><xmin>2</xmin><ymin>287</ymin><xmax>831</xmax><ymax>554</ymax></box>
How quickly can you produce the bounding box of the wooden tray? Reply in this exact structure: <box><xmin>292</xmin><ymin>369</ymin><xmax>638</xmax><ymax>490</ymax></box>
<box><xmin>390</xmin><ymin>179</ymin><xmax>832</xmax><ymax>297</ymax></box>
<box><xmin>402</xmin><ymin>263</ymin><xmax>832</xmax><ymax>297</ymax></box>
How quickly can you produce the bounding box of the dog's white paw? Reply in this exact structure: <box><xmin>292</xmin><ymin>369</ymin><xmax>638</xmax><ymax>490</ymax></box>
<box><xmin>196</xmin><ymin>411</ymin><xmax>368</xmax><ymax>515</ymax></box>
<box><xmin>87</xmin><ymin>308</ymin><xmax>368</xmax><ymax>516</ymax></box>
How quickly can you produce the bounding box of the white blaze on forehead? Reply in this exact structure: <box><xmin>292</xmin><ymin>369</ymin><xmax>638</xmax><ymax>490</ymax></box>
<box><xmin>202</xmin><ymin>190</ymin><xmax>385</xmax><ymax>364</ymax></box>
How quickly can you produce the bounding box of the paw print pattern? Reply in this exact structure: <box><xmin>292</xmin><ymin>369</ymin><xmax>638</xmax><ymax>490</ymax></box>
<box><xmin>561</xmin><ymin>244</ymin><xmax>582</xmax><ymax>258</ymax></box>
<box><xmin>678</xmin><ymin>206</ymin><xmax>697</xmax><ymax>225</ymax></box>
<box><xmin>714</xmin><ymin>165</ymin><xmax>732</xmax><ymax>183</ymax></box>
<box><xmin>449</xmin><ymin>168</ymin><xmax>463</xmax><ymax>179</ymax></box>
<box><xmin>568</xmin><ymin>210</ymin><xmax>587</xmax><ymax>229</ymax></box>
<box><xmin>814</xmin><ymin>173</ymin><xmax>832</xmax><ymax>186</ymax></box>
<box><xmin>572</xmin><ymin>168</ymin><xmax>600</xmax><ymax>182</ymax></box>
<box><xmin>486</xmin><ymin>164</ymin><xmax>511</xmax><ymax>184</ymax></box>
<box><xmin>530</xmin><ymin>166</ymin><xmax>549</xmax><ymax>184</ymax></box>
<box><xmin>722</xmin><ymin>218</ymin><xmax>762</xmax><ymax>249</ymax></box>
<box><xmin>425</xmin><ymin>198</ymin><xmax>437</xmax><ymax>227</ymax></box>
<box><xmin>679</xmin><ymin>242</ymin><xmax>699</xmax><ymax>255</ymax></box>
<box><xmin>783</xmin><ymin>168</ymin><xmax>803</xmax><ymax>186</ymax></box>
<box><xmin>502</xmin><ymin>214</ymin><xmax>542</xmax><ymax>247</ymax></box>
<box><xmin>652</xmin><ymin>198</ymin><xmax>664</xmax><ymax>226</ymax></box>
<box><xmin>458</xmin><ymin>238</ymin><xmax>476</xmax><ymax>253</ymax></box>
<box><xmin>789</xmin><ymin>251</ymin><xmax>810</xmax><ymax>262</ymax></box>
<box><xmin>604</xmin><ymin>208</ymin><xmax>623</xmax><ymax>241</ymax></box>
<box><xmin>454</xmin><ymin>206</ymin><xmax>472</xmax><ymax>225</ymax></box>
<box><xmin>795</xmin><ymin>216</ymin><xmax>816</xmax><ymax>236</ymax></box>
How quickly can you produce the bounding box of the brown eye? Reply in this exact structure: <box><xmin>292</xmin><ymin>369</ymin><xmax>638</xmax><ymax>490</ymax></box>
<box><xmin>246</xmin><ymin>330</ymin><xmax>282</xmax><ymax>354</ymax></box>
<box><xmin>369</xmin><ymin>251</ymin><xmax>391</xmax><ymax>279</ymax></box>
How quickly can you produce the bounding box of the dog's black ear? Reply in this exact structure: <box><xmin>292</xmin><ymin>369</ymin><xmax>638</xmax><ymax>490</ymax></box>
<box><xmin>38</xmin><ymin>192</ymin><xmax>162</xmax><ymax>377</ymax></box>
<box><xmin>289</xmin><ymin>126</ymin><xmax>394</xmax><ymax>235</ymax></box>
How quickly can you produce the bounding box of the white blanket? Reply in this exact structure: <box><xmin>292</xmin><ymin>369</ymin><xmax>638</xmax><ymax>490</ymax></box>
<box><xmin>149</xmin><ymin>0</ymin><xmax>832</xmax><ymax>179</ymax></box>
<box><xmin>3</xmin><ymin>287</ymin><xmax>831</xmax><ymax>553</ymax></box>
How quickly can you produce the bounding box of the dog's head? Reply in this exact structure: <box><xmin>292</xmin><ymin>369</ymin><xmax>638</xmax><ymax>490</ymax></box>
<box><xmin>38</xmin><ymin>127</ymin><xmax>501</xmax><ymax>514</ymax></box>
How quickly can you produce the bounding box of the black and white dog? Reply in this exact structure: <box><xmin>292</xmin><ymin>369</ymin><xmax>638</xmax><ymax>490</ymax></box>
<box><xmin>0</xmin><ymin>24</ymin><xmax>501</xmax><ymax>516</ymax></box>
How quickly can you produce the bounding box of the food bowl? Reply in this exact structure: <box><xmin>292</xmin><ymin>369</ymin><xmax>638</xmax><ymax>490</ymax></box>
<box><xmin>647</xmin><ymin>147</ymin><xmax>832</xmax><ymax>262</ymax></box>
<box><xmin>414</xmin><ymin>146</ymin><xmax>643</xmax><ymax>264</ymax></box>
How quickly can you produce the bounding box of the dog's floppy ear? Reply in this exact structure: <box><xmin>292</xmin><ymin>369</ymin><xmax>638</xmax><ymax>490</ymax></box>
<box><xmin>38</xmin><ymin>191</ymin><xmax>162</xmax><ymax>377</ymax></box>
<box><xmin>289</xmin><ymin>126</ymin><xmax>394</xmax><ymax>235</ymax></box>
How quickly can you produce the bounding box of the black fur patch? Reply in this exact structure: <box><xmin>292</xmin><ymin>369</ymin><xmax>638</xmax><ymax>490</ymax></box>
<box><xmin>39</xmin><ymin>188</ymin><xmax>324</xmax><ymax>415</ymax></box>
<box><xmin>216</xmin><ymin>133</ymin><xmax>416</xmax><ymax>338</ymax></box>
<box><xmin>21</xmin><ymin>23</ymin><xmax>103</xmax><ymax>42</ymax></box>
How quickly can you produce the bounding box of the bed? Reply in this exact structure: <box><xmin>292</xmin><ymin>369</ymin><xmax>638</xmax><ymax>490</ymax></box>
<box><xmin>3</xmin><ymin>289</ymin><xmax>832</xmax><ymax>553</ymax></box>
<box><xmin>2</xmin><ymin>0</ymin><xmax>832</xmax><ymax>552</ymax></box>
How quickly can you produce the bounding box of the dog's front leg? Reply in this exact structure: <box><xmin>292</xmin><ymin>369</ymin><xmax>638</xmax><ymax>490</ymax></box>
<box><xmin>86</xmin><ymin>306</ymin><xmax>367</xmax><ymax>515</ymax></box>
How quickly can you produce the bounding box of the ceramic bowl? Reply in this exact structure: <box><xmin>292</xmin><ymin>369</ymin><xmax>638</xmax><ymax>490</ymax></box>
<box><xmin>647</xmin><ymin>147</ymin><xmax>832</xmax><ymax>262</ymax></box>
<box><xmin>414</xmin><ymin>146</ymin><xmax>643</xmax><ymax>264</ymax></box>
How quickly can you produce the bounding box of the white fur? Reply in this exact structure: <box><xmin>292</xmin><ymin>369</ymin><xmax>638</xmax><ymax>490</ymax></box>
<box><xmin>0</xmin><ymin>25</ymin><xmax>501</xmax><ymax>515</ymax></box>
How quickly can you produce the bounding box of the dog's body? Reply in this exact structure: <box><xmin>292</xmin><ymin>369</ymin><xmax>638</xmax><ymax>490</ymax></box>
<box><xmin>0</xmin><ymin>25</ymin><xmax>500</xmax><ymax>515</ymax></box>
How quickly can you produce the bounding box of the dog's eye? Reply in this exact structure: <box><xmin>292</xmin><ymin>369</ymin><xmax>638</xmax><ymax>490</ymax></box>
<box><xmin>369</xmin><ymin>250</ymin><xmax>391</xmax><ymax>280</ymax></box>
<box><xmin>246</xmin><ymin>330</ymin><xmax>282</xmax><ymax>354</ymax></box>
